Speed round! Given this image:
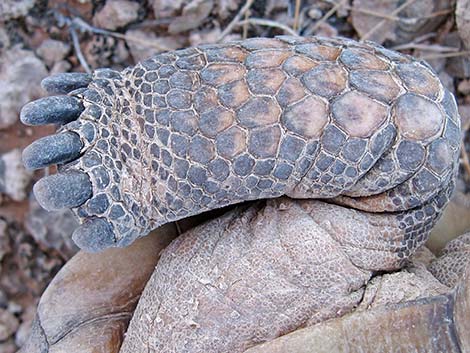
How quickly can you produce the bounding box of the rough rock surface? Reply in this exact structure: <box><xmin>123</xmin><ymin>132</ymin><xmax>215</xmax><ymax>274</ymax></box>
<box><xmin>0</xmin><ymin>149</ymin><xmax>33</xmax><ymax>202</ymax></box>
<box><xmin>0</xmin><ymin>46</ymin><xmax>47</xmax><ymax>129</ymax></box>
<box><xmin>457</xmin><ymin>0</ymin><xmax>470</xmax><ymax>49</ymax></box>
<box><xmin>124</xmin><ymin>29</ymin><xmax>185</xmax><ymax>63</ymax></box>
<box><xmin>0</xmin><ymin>0</ymin><xmax>36</xmax><ymax>21</ymax></box>
<box><xmin>444</xmin><ymin>32</ymin><xmax>470</xmax><ymax>79</ymax></box>
<box><xmin>0</xmin><ymin>218</ymin><xmax>65</xmax><ymax>352</ymax></box>
<box><xmin>352</xmin><ymin>0</ymin><xmax>453</xmax><ymax>44</ymax></box>
<box><xmin>0</xmin><ymin>308</ymin><xmax>19</xmax><ymax>341</ymax></box>
<box><xmin>25</xmin><ymin>199</ymin><xmax>79</xmax><ymax>259</ymax></box>
<box><xmin>93</xmin><ymin>0</ymin><xmax>140</xmax><ymax>31</ymax></box>
<box><xmin>36</xmin><ymin>40</ymin><xmax>70</xmax><ymax>68</ymax></box>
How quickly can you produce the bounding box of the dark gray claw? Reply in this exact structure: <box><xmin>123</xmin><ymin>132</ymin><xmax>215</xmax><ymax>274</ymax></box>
<box><xmin>22</xmin><ymin>132</ymin><xmax>83</xmax><ymax>170</ymax></box>
<box><xmin>72</xmin><ymin>218</ymin><xmax>116</xmax><ymax>252</ymax></box>
<box><xmin>33</xmin><ymin>171</ymin><xmax>92</xmax><ymax>211</ymax></box>
<box><xmin>20</xmin><ymin>96</ymin><xmax>84</xmax><ymax>126</ymax></box>
<box><xmin>41</xmin><ymin>73</ymin><xmax>92</xmax><ymax>94</ymax></box>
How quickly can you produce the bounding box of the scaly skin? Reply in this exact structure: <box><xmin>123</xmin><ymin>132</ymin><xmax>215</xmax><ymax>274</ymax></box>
<box><xmin>21</xmin><ymin>35</ymin><xmax>461</xmax><ymax>254</ymax></box>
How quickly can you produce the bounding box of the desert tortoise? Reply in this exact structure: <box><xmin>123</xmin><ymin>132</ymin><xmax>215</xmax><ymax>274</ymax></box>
<box><xmin>18</xmin><ymin>35</ymin><xmax>468</xmax><ymax>353</ymax></box>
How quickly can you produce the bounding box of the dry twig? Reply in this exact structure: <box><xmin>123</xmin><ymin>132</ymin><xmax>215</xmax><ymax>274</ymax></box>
<box><xmin>237</xmin><ymin>18</ymin><xmax>299</xmax><ymax>37</ymax></box>
<box><xmin>242</xmin><ymin>9</ymin><xmax>250</xmax><ymax>39</ymax></box>
<box><xmin>304</xmin><ymin>0</ymin><xmax>347</xmax><ymax>36</ymax></box>
<box><xmin>346</xmin><ymin>5</ymin><xmax>452</xmax><ymax>22</ymax></box>
<box><xmin>461</xmin><ymin>143</ymin><xmax>470</xmax><ymax>183</ymax></box>
<box><xmin>217</xmin><ymin>0</ymin><xmax>255</xmax><ymax>42</ymax></box>
<box><xmin>293</xmin><ymin>0</ymin><xmax>301</xmax><ymax>32</ymax></box>
<box><xmin>420</xmin><ymin>50</ymin><xmax>470</xmax><ymax>60</ymax></box>
<box><xmin>69</xmin><ymin>27</ymin><xmax>91</xmax><ymax>74</ymax></box>
<box><xmin>70</xmin><ymin>17</ymin><xmax>171</xmax><ymax>51</ymax></box>
<box><xmin>360</xmin><ymin>0</ymin><xmax>417</xmax><ymax>41</ymax></box>
<box><xmin>392</xmin><ymin>43</ymin><xmax>459</xmax><ymax>52</ymax></box>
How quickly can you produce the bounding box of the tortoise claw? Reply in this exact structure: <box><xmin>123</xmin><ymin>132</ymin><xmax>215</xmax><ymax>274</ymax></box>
<box><xmin>33</xmin><ymin>171</ymin><xmax>92</xmax><ymax>211</ymax></box>
<box><xmin>20</xmin><ymin>96</ymin><xmax>84</xmax><ymax>126</ymax></box>
<box><xmin>72</xmin><ymin>218</ymin><xmax>116</xmax><ymax>252</ymax></box>
<box><xmin>41</xmin><ymin>73</ymin><xmax>92</xmax><ymax>94</ymax></box>
<box><xmin>22</xmin><ymin>132</ymin><xmax>83</xmax><ymax>170</ymax></box>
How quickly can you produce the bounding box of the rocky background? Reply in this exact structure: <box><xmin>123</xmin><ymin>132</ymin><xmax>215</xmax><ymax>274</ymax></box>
<box><xmin>1</xmin><ymin>0</ymin><xmax>470</xmax><ymax>351</ymax></box>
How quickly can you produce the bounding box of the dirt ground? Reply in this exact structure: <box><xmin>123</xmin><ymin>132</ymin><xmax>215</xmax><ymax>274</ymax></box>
<box><xmin>1</xmin><ymin>0</ymin><xmax>470</xmax><ymax>351</ymax></box>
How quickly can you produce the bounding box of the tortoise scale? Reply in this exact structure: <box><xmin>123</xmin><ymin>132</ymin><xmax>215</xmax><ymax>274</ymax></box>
<box><xmin>21</xmin><ymin>35</ymin><xmax>461</xmax><ymax>259</ymax></box>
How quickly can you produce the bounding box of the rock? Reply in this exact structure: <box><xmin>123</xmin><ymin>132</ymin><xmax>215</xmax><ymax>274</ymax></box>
<box><xmin>15</xmin><ymin>304</ymin><xmax>35</xmax><ymax>347</ymax></box>
<box><xmin>151</xmin><ymin>0</ymin><xmax>185</xmax><ymax>18</ymax></box>
<box><xmin>50</xmin><ymin>60</ymin><xmax>72</xmax><ymax>75</ymax></box>
<box><xmin>189</xmin><ymin>28</ymin><xmax>221</xmax><ymax>46</ymax></box>
<box><xmin>0</xmin><ymin>149</ymin><xmax>33</xmax><ymax>202</ymax></box>
<box><xmin>0</xmin><ymin>0</ymin><xmax>36</xmax><ymax>21</ymax></box>
<box><xmin>25</xmin><ymin>198</ymin><xmax>80</xmax><ymax>260</ymax></box>
<box><xmin>168</xmin><ymin>0</ymin><xmax>214</xmax><ymax>34</ymax></box>
<box><xmin>0</xmin><ymin>291</ymin><xmax>7</xmax><ymax>308</ymax></box>
<box><xmin>0</xmin><ymin>339</ymin><xmax>16</xmax><ymax>353</ymax></box>
<box><xmin>36</xmin><ymin>39</ymin><xmax>70</xmax><ymax>67</ymax></box>
<box><xmin>307</xmin><ymin>8</ymin><xmax>323</xmax><ymax>20</ymax></box>
<box><xmin>93</xmin><ymin>0</ymin><xmax>140</xmax><ymax>30</ymax></box>
<box><xmin>215</xmin><ymin>0</ymin><xmax>243</xmax><ymax>19</ymax></box>
<box><xmin>444</xmin><ymin>32</ymin><xmax>470</xmax><ymax>78</ymax></box>
<box><xmin>125</xmin><ymin>29</ymin><xmax>185</xmax><ymax>63</ymax></box>
<box><xmin>438</xmin><ymin>70</ymin><xmax>456</xmax><ymax>94</ymax></box>
<box><xmin>0</xmin><ymin>220</ymin><xmax>11</xmax><ymax>264</ymax></box>
<box><xmin>7</xmin><ymin>302</ymin><xmax>21</xmax><ymax>316</ymax></box>
<box><xmin>352</xmin><ymin>0</ymin><xmax>398</xmax><ymax>43</ymax></box>
<box><xmin>0</xmin><ymin>46</ymin><xmax>48</xmax><ymax>129</ymax></box>
<box><xmin>394</xmin><ymin>0</ymin><xmax>454</xmax><ymax>43</ymax></box>
<box><xmin>0</xmin><ymin>28</ymin><xmax>10</xmax><ymax>55</ymax></box>
<box><xmin>0</xmin><ymin>308</ymin><xmax>19</xmax><ymax>341</ymax></box>
<box><xmin>352</xmin><ymin>0</ymin><xmax>453</xmax><ymax>44</ymax></box>
<box><xmin>312</xmin><ymin>22</ymin><xmax>338</xmax><ymax>38</ymax></box>
<box><xmin>458</xmin><ymin>79</ymin><xmax>470</xmax><ymax>95</ymax></box>
<box><xmin>83</xmin><ymin>35</ymin><xmax>130</xmax><ymax>69</ymax></box>
<box><xmin>458</xmin><ymin>104</ymin><xmax>470</xmax><ymax>128</ymax></box>
<box><xmin>0</xmin><ymin>219</ymin><xmax>64</xmax><ymax>303</ymax></box>
<box><xmin>457</xmin><ymin>0</ymin><xmax>470</xmax><ymax>49</ymax></box>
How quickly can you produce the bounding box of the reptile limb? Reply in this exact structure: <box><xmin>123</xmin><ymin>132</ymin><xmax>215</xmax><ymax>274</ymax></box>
<box><xmin>21</xmin><ymin>35</ymin><xmax>461</xmax><ymax>264</ymax></box>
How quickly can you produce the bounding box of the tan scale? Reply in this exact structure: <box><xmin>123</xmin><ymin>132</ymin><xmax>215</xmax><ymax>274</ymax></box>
<box><xmin>332</xmin><ymin>91</ymin><xmax>389</xmax><ymax>138</ymax></box>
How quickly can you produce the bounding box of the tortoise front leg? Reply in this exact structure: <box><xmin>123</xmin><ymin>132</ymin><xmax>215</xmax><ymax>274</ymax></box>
<box><xmin>21</xmin><ymin>36</ymin><xmax>460</xmax><ymax>253</ymax></box>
